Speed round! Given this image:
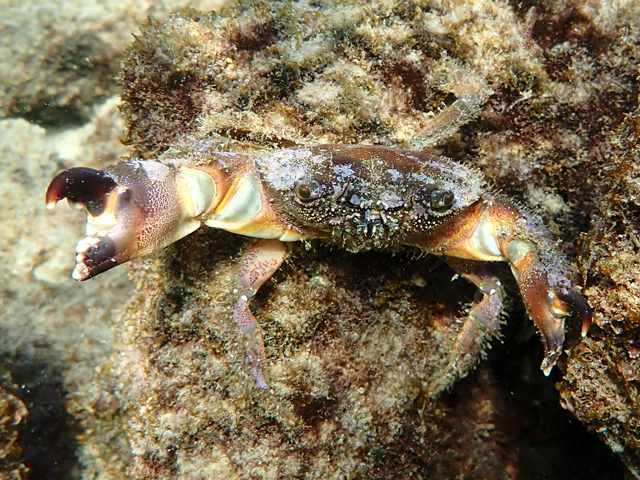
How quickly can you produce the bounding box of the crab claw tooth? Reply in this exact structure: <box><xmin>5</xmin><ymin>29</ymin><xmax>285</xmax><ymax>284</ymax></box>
<box><xmin>532</xmin><ymin>291</ymin><xmax>565</xmax><ymax>376</ymax></box>
<box><xmin>535</xmin><ymin>287</ymin><xmax>592</xmax><ymax>375</ymax></box>
<box><xmin>46</xmin><ymin>167</ymin><xmax>118</xmax><ymax>215</ymax></box>
<box><xmin>72</xmin><ymin>235</ymin><xmax>119</xmax><ymax>280</ymax></box>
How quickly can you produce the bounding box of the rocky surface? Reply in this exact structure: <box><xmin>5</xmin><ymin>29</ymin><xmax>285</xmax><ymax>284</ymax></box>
<box><xmin>0</xmin><ymin>369</ymin><xmax>29</xmax><ymax>480</ymax></box>
<box><xmin>0</xmin><ymin>102</ymin><xmax>132</xmax><ymax>478</ymax></box>
<box><xmin>0</xmin><ymin>0</ymin><xmax>227</xmax><ymax>127</ymax></box>
<box><xmin>559</xmin><ymin>108</ymin><xmax>640</xmax><ymax>478</ymax></box>
<box><xmin>1</xmin><ymin>0</ymin><xmax>638</xmax><ymax>478</ymax></box>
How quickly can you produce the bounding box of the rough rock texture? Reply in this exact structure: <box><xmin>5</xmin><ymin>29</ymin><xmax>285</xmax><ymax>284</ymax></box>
<box><xmin>101</xmin><ymin>0</ymin><xmax>637</xmax><ymax>478</ymax></box>
<box><xmin>0</xmin><ymin>0</ymin><xmax>229</xmax><ymax>126</ymax></box>
<box><xmin>0</xmin><ymin>101</ymin><xmax>133</xmax><ymax>478</ymax></box>
<box><xmin>559</xmin><ymin>108</ymin><xmax>640</xmax><ymax>478</ymax></box>
<box><xmin>2</xmin><ymin>0</ymin><xmax>639</xmax><ymax>478</ymax></box>
<box><xmin>0</xmin><ymin>369</ymin><xmax>29</xmax><ymax>480</ymax></box>
<box><xmin>119</xmin><ymin>238</ymin><xmax>624</xmax><ymax>480</ymax></box>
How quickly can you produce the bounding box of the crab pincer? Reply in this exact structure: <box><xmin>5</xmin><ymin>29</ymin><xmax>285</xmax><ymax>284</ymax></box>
<box><xmin>46</xmin><ymin>161</ymin><xmax>215</xmax><ymax>280</ymax></box>
<box><xmin>420</xmin><ymin>195</ymin><xmax>591</xmax><ymax>378</ymax></box>
<box><xmin>46</xmin><ymin>155</ymin><xmax>297</xmax><ymax>388</ymax></box>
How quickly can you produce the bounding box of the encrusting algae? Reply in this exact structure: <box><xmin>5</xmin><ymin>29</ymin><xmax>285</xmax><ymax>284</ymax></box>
<box><xmin>3</xmin><ymin>0</ymin><xmax>640</xmax><ymax>478</ymax></box>
<box><xmin>77</xmin><ymin>1</ymin><xmax>639</xmax><ymax>478</ymax></box>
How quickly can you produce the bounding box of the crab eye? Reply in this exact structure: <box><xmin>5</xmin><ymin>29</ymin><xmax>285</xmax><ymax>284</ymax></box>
<box><xmin>294</xmin><ymin>177</ymin><xmax>322</xmax><ymax>204</ymax></box>
<box><xmin>431</xmin><ymin>189</ymin><xmax>455</xmax><ymax>213</ymax></box>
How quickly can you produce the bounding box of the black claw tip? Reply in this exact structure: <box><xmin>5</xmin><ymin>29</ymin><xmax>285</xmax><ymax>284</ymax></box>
<box><xmin>558</xmin><ymin>289</ymin><xmax>592</xmax><ymax>337</ymax></box>
<box><xmin>46</xmin><ymin>167</ymin><xmax>118</xmax><ymax>216</ymax></box>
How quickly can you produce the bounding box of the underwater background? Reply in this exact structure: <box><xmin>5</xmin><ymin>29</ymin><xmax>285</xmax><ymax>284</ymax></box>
<box><xmin>1</xmin><ymin>0</ymin><xmax>639</xmax><ymax>478</ymax></box>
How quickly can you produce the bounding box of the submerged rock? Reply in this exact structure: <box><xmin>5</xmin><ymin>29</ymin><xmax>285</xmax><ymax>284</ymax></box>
<box><xmin>90</xmin><ymin>0</ymin><xmax>636</xmax><ymax>478</ymax></box>
<box><xmin>2</xmin><ymin>0</ymin><xmax>639</xmax><ymax>477</ymax></box>
<box><xmin>0</xmin><ymin>369</ymin><xmax>28</xmax><ymax>480</ymax></box>
<box><xmin>559</xmin><ymin>108</ymin><xmax>640</xmax><ymax>478</ymax></box>
<box><xmin>0</xmin><ymin>0</ymin><xmax>228</xmax><ymax>127</ymax></box>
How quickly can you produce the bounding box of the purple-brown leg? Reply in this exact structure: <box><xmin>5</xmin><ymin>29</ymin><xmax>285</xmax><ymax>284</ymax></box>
<box><xmin>416</xmin><ymin>196</ymin><xmax>591</xmax><ymax>379</ymax></box>
<box><xmin>232</xmin><ymin>239</ymin><xmax>289</xmax><ymax>388</ymax></box>
<box><xmin>429</xmin><ymin>257</ymin><xmax>506</xmax><ymax>395</ymax></box>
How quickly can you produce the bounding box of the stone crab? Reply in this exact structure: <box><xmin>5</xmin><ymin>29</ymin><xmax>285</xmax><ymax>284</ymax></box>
<box><xmin>46</xmin><ymin>139</ymin><xmax>591</xmax><ymax>392</ymax></box>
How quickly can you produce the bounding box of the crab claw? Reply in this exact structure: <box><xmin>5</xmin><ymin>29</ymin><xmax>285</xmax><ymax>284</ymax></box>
<box><xmin>557</xmin><ymin>288</ymin><xmax>592</xmax><ymax>338</ymax></box>
<box><xmin>502</xmin><ymin>237</ymin><xmax>592</xmax><ymax>374</ymax></box>
<box><xmin>428</xmin><ymin>196</ymin><xmax>592</xmax><ymax>376</ymax></box>
<box><xmin>46</xmin><ymin>167</ymin><xmax>119</xmax><ymax>215</ymax></box>
<box><xmin>46</xmin><ymin>160</ymin><xmax>217</xmax><ymax>280</ymax></box>
<box><xmin>499</xmin><ymin>221</ymin><xmax>591</xmax><ymax>375</ymax></box>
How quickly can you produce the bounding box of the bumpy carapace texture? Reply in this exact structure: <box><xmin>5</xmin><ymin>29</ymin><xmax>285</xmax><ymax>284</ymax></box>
<box><xmin>71</xmin><ymin>0</ymin><xmax>639</xmax><ymax>478</ymax></box>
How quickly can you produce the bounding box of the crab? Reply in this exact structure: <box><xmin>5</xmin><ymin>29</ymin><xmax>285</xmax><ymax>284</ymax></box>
<box><xmin>46</xmin><ymin>135</ymin><xmax>592</xmax><ymax>391</ymax></box>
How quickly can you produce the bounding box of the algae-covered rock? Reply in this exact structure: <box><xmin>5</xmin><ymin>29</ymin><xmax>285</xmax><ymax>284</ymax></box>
<box><xmin>559</xmin><ymin>108</ymin><xmax>640</xmax><ymax>478</ymax></box>
<box><xmin>3</xmin><ymin>0</ymin><xmax>640</xmax><ymax>477</ymax></box>
<box><xmin>99</xmin><ymin>0</ymin><xmax>637</xmax><ymax>478</ymax></box>
<box><xmin>0</xmin><ymin>369</ymin><xmax>28</xmax><ymax>480</ymax></box>
<box><xmin>0</xmin><ymin>0</ymin><xmax>230</xmax><ymax>126</ymax></box>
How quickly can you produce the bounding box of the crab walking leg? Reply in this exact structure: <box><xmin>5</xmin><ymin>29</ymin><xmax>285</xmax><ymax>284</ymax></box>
<box><xmin>417</xmin><ymin>197</ymin><xmax>591</xmax><ymax>375</ymax></box>
<box><xmin>232</xmin><ymin>239</ymin><xmax>289</xmax><ymax>388</ymax></box>
<box><xmin>407</xmin><ymin>78</ymin><xmax>487</xmax><ymax>150</ymax></box>
<box><xmin>430</xmin><ymin>258</ymin><xmax>506</xmax><ymax>394</ymax></box>
<box><xmin>446</xmin><ymin>259</ymin><xmax>506</xmax><ymax>363</ymax></box>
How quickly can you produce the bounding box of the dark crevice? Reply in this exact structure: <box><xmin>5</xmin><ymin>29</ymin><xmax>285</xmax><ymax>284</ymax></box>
<box><xmin>1</xmin><ymin>355</ymin><xmax>80</xmax><ymax>480</ymax></box>
<box><xmin>477</xmin><ymin>318</ymin><xmax>629</xmax><ymax>480</ymax></box>
<box><xmin>17</xmin><ymin>104</ymin><xmax>93</xmax><ymax>129</ymax></box>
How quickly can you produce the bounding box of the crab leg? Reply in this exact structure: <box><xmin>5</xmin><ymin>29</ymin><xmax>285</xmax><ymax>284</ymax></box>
<box><xmin>232</xmin><ymin>239</ymin><xmax>289</xmax><ymax>388</ymax></box>
<box><xmin>432</xmin><ymin>258</ymin><xmax>507</xmax><ymax>392</ymax></box>
<box><xmin>446</xmin><ymin>257</ymin><xmax>506</xmax><ymax>375</ymax></box>
<box><xmin>414</xmin><ymin>196</ymin><xmax>591</xmax><ymax>375</ymax></box>
<box><xmin>47</xmin><ymin>158</ymin><xmax>300</xmax><ymax>387</ymax></box>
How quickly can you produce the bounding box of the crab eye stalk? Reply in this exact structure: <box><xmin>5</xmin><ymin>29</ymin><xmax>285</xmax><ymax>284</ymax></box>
<box><xmin>294</xmin><ymin>177</ymin><xmax>323</xmax><ymax>204</ymax></box>
<box><xmin>46</xmin><ymin>161</ymin><xmax>217</xmax><ymax>280</ymax></box>
<box><xmin>431</xmin><ymin>189</ymin><xmax>455</xmax><ymax>212</ymax></box>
